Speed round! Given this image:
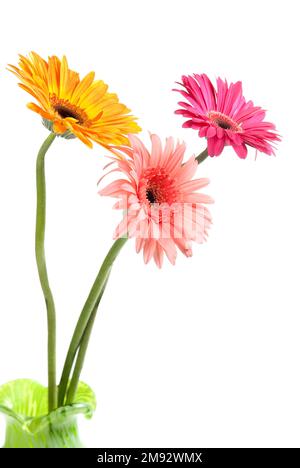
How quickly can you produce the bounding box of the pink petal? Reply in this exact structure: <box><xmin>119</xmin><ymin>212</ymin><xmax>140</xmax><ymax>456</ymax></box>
<box><xmin>207</xmin><ymin>126</ymin><xmax>217</xmax><ymax>138</ymax></box>
<box><xmin>159</xmin><ymin>238</ymin><xmax>177</xmax><ymax>265</ymax></box>
<box><xmin>174</xmin><ymin>156</ymin><xmax>198</xmax><ymax>183</ymax></box>
<box><xmin>180</xmin><ymin>178</ymin><xmax>210</xmax><ymax>193</ymax></box>
<box><xmin>143</xmin><ymin>239</ymin><xmax>156</xmax><ymax>264</ymax></box>
<box><xmin>232</xmin><ymin>143</ymin><xmax>248</xmax><ymax>159</ymax></box>
<box><xmin>150</xmin><ymin>133</ymin><xmax>162</xmax><ymax>166</ymax></box>
<box><xmin>99</xmin><ymin>179</ymin><xmax>132</xmax><ymax>196</ymax></box>
<box><xmin>153</xmin><ymin>243</ymin><xmax>164</xmax><ymax>268</ymax></box>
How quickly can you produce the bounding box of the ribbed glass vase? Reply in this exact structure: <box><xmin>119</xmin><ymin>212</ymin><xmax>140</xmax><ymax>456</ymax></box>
<box><xmin>0</xmin><ymin>379</ymin><xmax>96</xmax><ymax>448</ymax></box>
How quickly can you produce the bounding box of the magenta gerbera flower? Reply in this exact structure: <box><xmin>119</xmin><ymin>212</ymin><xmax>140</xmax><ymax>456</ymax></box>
<box><xmin>98</xmin><ymin>134</ymin><xmax>213</xmax><ymax>268</ymax></box>
<box><xmin>174</xmin><ymin>74</ymin><xmax>280</xmax><ymax>159</ymax></box>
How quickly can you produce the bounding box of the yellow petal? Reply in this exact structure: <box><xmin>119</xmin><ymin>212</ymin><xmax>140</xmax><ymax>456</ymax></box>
<box><xmin>59</xmin><ymin>55</ymin><xmax>69</xmax><ymax>98</ymax></box>
<box><xmin>27</xmin><ymin>102</ymin><xmax>52</xmax><ymax>120</ymax></box>
<box><xmin>71</xmin><ymin>72</ymin><xmax>95</xmax><ymax>104</ymax></box>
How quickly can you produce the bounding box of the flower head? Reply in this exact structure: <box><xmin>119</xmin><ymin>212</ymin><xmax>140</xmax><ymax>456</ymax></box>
<box><xmin>99</xmin><ymin>134</ymin><xmax>213</xmax><ymax>267</ymax></box>
<box><xmin>174</xmin><ymin>74</ymin><xmax>280</xmax><ymax>158</ymax></box>
<box><xmin>8</xmin><ymin>52</ymin><xmax>140</xmax><ymax>149</ymax></box>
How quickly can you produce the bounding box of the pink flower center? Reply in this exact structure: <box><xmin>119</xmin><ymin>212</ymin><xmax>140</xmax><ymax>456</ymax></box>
<box><xmin>208</xmin><ymin>111</ymin><xmax>242</xmax><ymax>132</ymax></box>
<box><xmin>139</xmin><ymin>168</ymin><xmax>178</xmax><ymax>205</ymax></box>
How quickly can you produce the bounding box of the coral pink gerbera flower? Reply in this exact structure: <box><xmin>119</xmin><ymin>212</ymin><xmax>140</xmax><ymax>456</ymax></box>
<box><xmin>174</xmin><ymin>74</ymin><xmax>280</xmax><ymax>158</ymax></box>
<box><xmin>98</xmin><ymin>134</ymin><xmax>213</xmax><ymax>267</ymax></box>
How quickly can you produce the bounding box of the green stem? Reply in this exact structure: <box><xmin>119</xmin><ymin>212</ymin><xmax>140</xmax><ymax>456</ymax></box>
<box><xmin>35</xmin><ymin>132</ymin><xmax>57</xmax><ymax>412</ymax></box>
<box><xmin>196</xmin><ymin>147</ymin><xmax>208</xmax><ymax>164</ymax></box>
<box><xmin>66</xmin><ymin>275</ymin><xmax>110</xmax><ymax>404</ymax></box>
<box><xmin>58</xmin><ymin>237</ymin><xmax>128</xmax><ymax>406</ymax></box>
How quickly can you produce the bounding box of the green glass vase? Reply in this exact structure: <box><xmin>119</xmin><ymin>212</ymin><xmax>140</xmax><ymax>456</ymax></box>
<box><xmin>0</xmin><ymin>379</ymin><xmax>96</xmax><ymax>448</ymax></box>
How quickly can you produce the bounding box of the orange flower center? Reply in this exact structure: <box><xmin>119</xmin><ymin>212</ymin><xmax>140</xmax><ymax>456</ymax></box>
<box><xmin>208</xmin><ymin>111</ymin><xmax>242</xmax><ymax>132</ymax></box>
<box><xmin>50</xmin><ymin>95</ymin><xmax>88</xmax><ymax>125</ymax></box>
<box><xmin>139</xmin><ymin>168</ymin><xmax>178</xmax><ymax>205</ymax></box>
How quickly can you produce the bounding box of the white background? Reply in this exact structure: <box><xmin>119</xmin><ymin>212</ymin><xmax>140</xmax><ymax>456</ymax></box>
<box><xmin>0</xmin><ymin>0</ymin><xmax>299</xmax><ymax>448</ymax></box>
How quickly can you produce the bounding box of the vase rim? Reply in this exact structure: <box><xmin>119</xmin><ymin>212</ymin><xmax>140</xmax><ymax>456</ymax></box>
<box><xmin>0</xmin><ymin>378</ymin><xmax>96</xmax><ymax>435</ymax></box>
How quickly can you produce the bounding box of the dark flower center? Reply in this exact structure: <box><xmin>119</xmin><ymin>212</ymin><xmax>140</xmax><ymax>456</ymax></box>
<box><xmin>55</xmin><ymin>105</ymin><xmax>81</xmax><ymax>121</ymax></box>
<box><xmin>146</xmin><ymin>188</ymin><xmax>157</xmax><ymax>204</ymax></box>
<box><xmin>50</xmin><ymin>95</ymin><xmax>88</xmax><ymax>125</ymax></box>
<box><xmin>139</xmin><ymin>168</ymin><xmax>178</xmax><ymax>206</ymax></box>
<box><xmin>215</xmin><ymin>119</ymin><xmax>232</xmax><ymax>130</ymax></box>
<box><xmin>208</xmin><ymin>111</ymin><xmax>242</xmax><ymax>133</ymax></box>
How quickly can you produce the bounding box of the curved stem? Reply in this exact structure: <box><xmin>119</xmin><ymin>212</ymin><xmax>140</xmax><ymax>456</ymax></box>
<box><xmin>58</xmin><ymin>237</ymin><xmax>127</xmax><ymax>406</ymax></box>
<box><xmin>35</xmin><ymin>132</ymin><xmax>57</xmax><ymax>411</ymax></box>
<box><xmin>66</xmin><ymin>274</ymin><xmax>110</xmax><ymax>404</ymax></box>
<box><xmin>196</xmin><ymin>147</ymin><xmax>208</xmax><ymax>164</ymax></box>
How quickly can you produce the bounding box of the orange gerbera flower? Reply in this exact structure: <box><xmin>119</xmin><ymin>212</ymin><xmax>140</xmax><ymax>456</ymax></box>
<box><xmin>8</xmin><ymin>52</ymin><xmax>141</xmax><ymax>149</ymax></box>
